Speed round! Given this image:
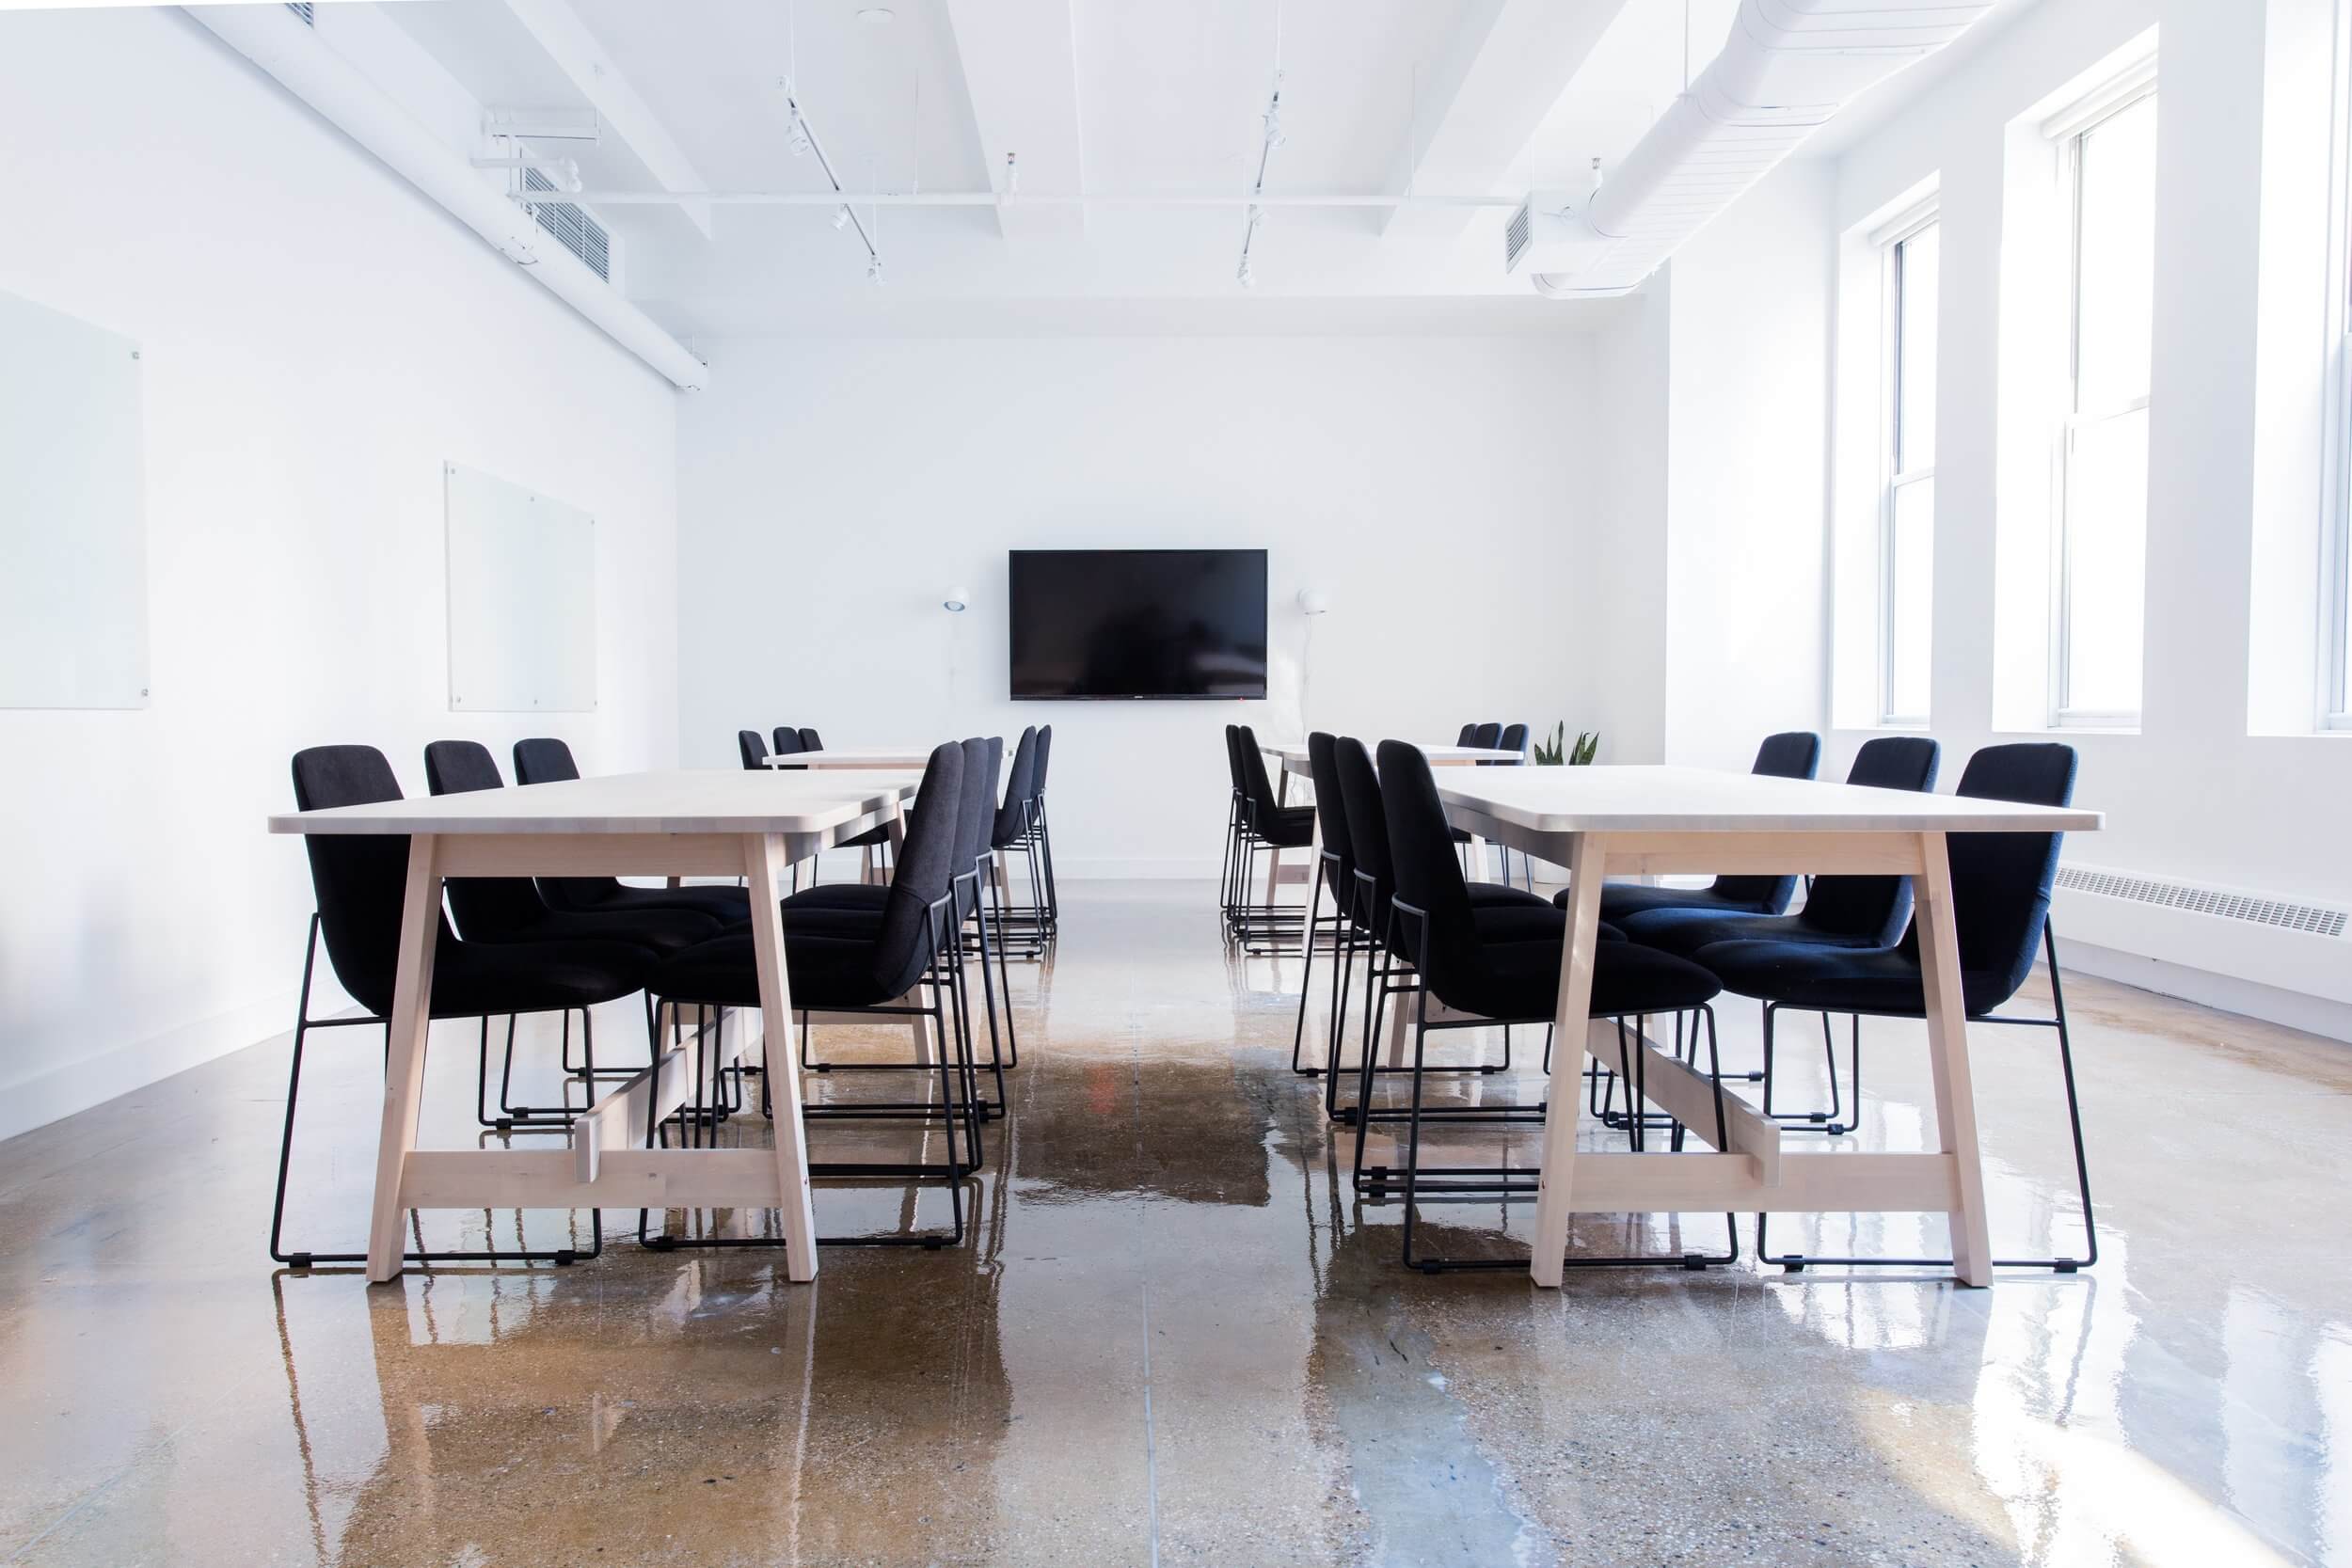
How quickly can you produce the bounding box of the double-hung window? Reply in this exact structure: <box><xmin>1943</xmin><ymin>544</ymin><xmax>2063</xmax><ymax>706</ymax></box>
<box><xmin>1878</xmin><ymin>211</ymin><xmax>1939</xmax><ymax>725</ymax></box>
<box><xmin>2051</xmin><ymin>76</ymin><xmax>2158</xmax><ymax>725</ymax></box>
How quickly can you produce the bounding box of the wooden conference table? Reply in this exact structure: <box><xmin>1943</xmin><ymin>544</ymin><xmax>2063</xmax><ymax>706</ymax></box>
<box><xmin>1429</xmin><ymin>764</ymin><xmax>2101</xmax><ymax>1288</ymax></box>
<box><xmin>267</xmin><ymin>768</ymin><xmax>921</xmax><ymax>1285</ymax></box>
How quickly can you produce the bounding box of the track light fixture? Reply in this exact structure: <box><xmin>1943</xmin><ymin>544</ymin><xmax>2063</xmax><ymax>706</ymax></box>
<box><xmin>1236</xmin><ymin>71</ymin><xmax>1283</xmax><ymax>290</ymax></box>
<box><xmin>833</xmin><ymin>204</ymin><xmax>850</xmax><ymax>230</ymax></box>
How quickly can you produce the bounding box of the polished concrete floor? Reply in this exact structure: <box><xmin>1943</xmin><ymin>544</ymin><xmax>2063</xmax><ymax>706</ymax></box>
<box><xmin>1</xmin><ymin>880</ymin><xmax>2347</xmax><ymax>1567</ymax></box>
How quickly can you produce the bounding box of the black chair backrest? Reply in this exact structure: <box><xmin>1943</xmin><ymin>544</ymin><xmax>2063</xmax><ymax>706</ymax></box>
<box><xmin>1470</xmin><ymin>721</ymin><xmax>1502</xmax><ymax>750</ymax></box>
<box><xmin>423</xmin><ymin>741</ymin><xmax>550</xmax><ymax>942</ymax></box>
<box><xmin>1233</xmin><ymin>724</ymin><xmax>1285</xmax><ymax>827</ymax></box>
<box><xmin>1454</xmin><ymin>723</ymin><xmax>1478</xmax><ymax>745</ymax></box>
<box><xmin>993</xmin><ymin>726</ymin><xmax>1040</xmax><ymax>847</ymax></box>
<box><xmin>739</xmin><ymin>730</ymin><xmax>770</xmax><ymax>770</ymax></box>
<box><xmin>798</xmin><ymin>726</ymin><xmax>822</xmax><ymax>752</ymax></box>
<box><xmin>511</xmin><ymin>737</ymin><xmax>613</xmax><ymax>908</ymax></box>
<box><xmin>1899</xmin><ymin>743</ymin><xmax>2077</xmax><ymax>1006</ymax></box>
<box><xmin>292</xmin><ymin>745</ymin><xmax>453</xmax><ymax>1019</ymax></box>
<box><xmin>1332</xmin><ymin>736</ymin><xmax>1392</xmax><ymax>926</ymax></box>
<box><xmin>771</xmin><ymin>728</ymin><xmax>805</xmax><ymax>757</ymax></box>
<box><xmin>1496</xmin><ymin>722</ymin><xmax>1528</xmax><ymax>758</ymax></box>
<box><xmin>1221</xmin><ymin>724</ymin><xmax>1246</xmax><ymax>796</ymax></box>
<box><xmin>1305</xmin><ymin>731</ymin><xmax>1352</xmax><ymax>884</ymax></box>
<box><xmin>1755</xmin><ymin>731</ymin><xmax>1822</xmax><ymax>780</ymax></box>
<box><xmin>1376</xmin><ymin>740</ymin><xmax>1481</xmax><ymax>978</ymax></box>
<box><xmin>1798</xmin><ymin>736</ymin><xmax>1942</xmax><ymax>942</ymax></box>
<box><xmin>872</xmin><ymin>743</ymin><xmax>964</xmax><ymax>998</ymax></box>
<box><xmin>949</xmin><ymin>736</ymin><xmax>997</xmax><ymax>915</ymax></box>
<box><xmin>1033</xmin><ymin>724</ymin><xmax>1053</xmax><ymax>796</ymax></box>
<box><xmin>512</xmin><ymin>736</ymin><xmax>580</xmax><ymax>784</ymax></box>
<box><xmin>1711</xmin><ymin>731</ymin><xmax>1826</xmax><ymax>911</ymax></box>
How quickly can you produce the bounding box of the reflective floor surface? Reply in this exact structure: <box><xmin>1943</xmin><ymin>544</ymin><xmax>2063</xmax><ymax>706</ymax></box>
<box><xmin>1</xmin><ymin>880</ymin><xmax>2347</xmax><ymax>1566</ymax></box>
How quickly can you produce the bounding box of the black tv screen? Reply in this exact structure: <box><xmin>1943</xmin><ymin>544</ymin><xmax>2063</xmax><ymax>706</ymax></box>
<box><xmin>1009</xmin><ymin>548</ymin><xmax>1268</xmax><ymax>700</ymax></box>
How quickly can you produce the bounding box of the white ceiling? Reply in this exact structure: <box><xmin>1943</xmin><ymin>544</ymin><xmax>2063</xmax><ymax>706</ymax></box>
<box><xmin>372</xmin><ymin>0</ymin><xmax>2006</xmax><ymax>338</ymax></box>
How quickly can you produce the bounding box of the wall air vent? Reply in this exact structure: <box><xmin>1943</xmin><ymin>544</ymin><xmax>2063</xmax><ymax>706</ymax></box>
<box><xmin>285</xmin><ymin>3</ymin><xmax>315</xmax><ymax>24</ymax></box>
<box><xmin>522</xmin><ymin>166</ymin><xmax>610</xmax><ymax>281</ymax></box>
<box><xmin>2056</xmin><ymin>864</ymin><xmax>2349</xmax><ymax>939</ymax></box>
<box><xmin>1503</xmin><ymin>202</ymin><xmax>1533</xmax><ymax>274</ymax></box>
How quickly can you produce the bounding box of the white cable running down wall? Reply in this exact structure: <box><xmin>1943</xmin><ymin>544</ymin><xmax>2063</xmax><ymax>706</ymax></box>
<box><xmin>1533</xmin><ymin>0</ymin><xmax>1997</xmax><ymax>298</ymax></box>
<box><xmin>184</xmin><ymin>4</ymin><xmax>707</xmax><ymax>390</ymax></box>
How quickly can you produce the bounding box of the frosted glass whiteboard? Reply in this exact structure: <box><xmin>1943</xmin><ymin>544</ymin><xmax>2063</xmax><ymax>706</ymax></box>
<box><xmin>0</xmin><ymin>289</ymin><xmax>149</xmax><ymax>709</ymax></box>
<box><xmin>445</xmin><ymin>462</ymin><xmax>597</xmax><ymax>712</ymax></box>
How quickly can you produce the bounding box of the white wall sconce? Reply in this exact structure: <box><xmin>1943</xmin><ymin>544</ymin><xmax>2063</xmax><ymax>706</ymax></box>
<box><xmin>944</xmin><ymin>585</ymin><xmax>970</xmax><ymax>612</ymax></box>
<box><xmin>1296</xmin><ymin>586</ymin><xmax>1329</xmax><ymax>616</ymax></box>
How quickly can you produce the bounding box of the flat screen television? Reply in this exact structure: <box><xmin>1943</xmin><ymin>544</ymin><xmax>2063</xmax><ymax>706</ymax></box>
<box><xmin>1009</xmin><ymin>548</ymin><xmax>1268</xmax><ymax>700</ymax></box>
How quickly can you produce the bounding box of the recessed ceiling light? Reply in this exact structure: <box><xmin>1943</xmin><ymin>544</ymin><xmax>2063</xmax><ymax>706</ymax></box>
<box><xmin>858</xmin><ymin>8</ymin><xmax>895</xmax><ymax>23</ymax></box>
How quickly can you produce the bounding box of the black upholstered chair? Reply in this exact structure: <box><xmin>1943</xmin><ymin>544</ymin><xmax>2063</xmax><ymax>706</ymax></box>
<box><xmin>988</xmin><ymin>726</ymin><xmax>1054</xmax><ymax>958</ymax></box>
<box><xmin>1620</xmin><ymin>737</ymin><xmax>1941</xmax><ymax>958</ymax></box>
<box><xmin>511</xmin><ymin>738</ymin><xmax>752</xmax><ymax>926</ymax></box>
<box><xmin>1496</xmin><ymin>722</ymin><xmax>1529</xmax><ymax>759</ymax></box>
<box><xmin>1693</xmin><ymin>741</ymin><xmax>2094</xmax><ymax>1274</ymax></box>
<box><xmin>1470</xmin><ymin>721</ymin><xmax>1502</xmax><ymax>750</ymax></box>
<box><xmin>423</xmin><ymin>740</ymin><xmax>723</xmax><ymax>1131</ymax></box>
<box><xmin>738</xmin><ymin>730</ymin><xmax>770</xmax><ymax>770</ymax></box>
<box><xmin>1025</xmin><ymin>724</ymin><xmax>1059</xmax><ymax>937</ymax></box>
<box><xmin>274</xmin><ymin>745</ymin><xmax>652</xmax><ymax>1269</ymax></box>
<box><xmin>1454</xmin><ymin>723</ymin><xmax>1478</xmax><ymax>745</ymax></box>
<box><xmin>649</xmin><ymin>741</ymin><xmax>982</xmax><ymax>1248</ymax></box>
<box><xmin>1574</xmin><ymin>730</ymin><xmax>1823</xmax><ymax>925</ymax></box>
<box><xmin>1369</xmin><ymin>740</ymin><xmax>1732</xmax><ymax>1272</ymax></box>
<box><xmin>1289</xmin><ymin>732</ymin><xmax>1356</xmax><ymax>1085</ymax></box>
<box><xmin>1325</xmin><ymin>736</ymin><xmax>1592</xmax><ymax>1131</ymax></box>
<box><xmin>797</xmin><ymin>726</ymin><xmax>823</xmax><ymax>752</ymax></box>
<box><xmin>777</xmin><ymin>736</ymin><xmax>1016</xmax><ymax>1107</ymax></box>
<box><xmin>1225</xmin><ymin>723</ymin><xmax>1315</xmax><ymax>955</ymax></box>
<box><xmin>771</xmin><ymin>728</ymin><xmax>807</xmax><ymax>769</ymax></box>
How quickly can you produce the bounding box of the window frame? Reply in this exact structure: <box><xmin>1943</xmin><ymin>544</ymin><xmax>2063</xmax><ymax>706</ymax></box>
<box><xmin>2046</xmin><ymin>64</ymin><xmax>2158</xmax><ymax>730</ymax></box>
<box><xmin>1874</xmin><ymin>201</ymin><xmax>1939</xmax><ymax>727</ymax></box>
<box><xmin>2326</xmin><ymin>0</ymin><xmax>2352</xmax><ymax>730</ymax></box>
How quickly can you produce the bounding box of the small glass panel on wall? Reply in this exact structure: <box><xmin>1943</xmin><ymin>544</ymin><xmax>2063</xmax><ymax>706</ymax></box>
<box><xmin>0</xmin><ymin>289</ymin><xmax>149</xmax><ymax>709</ymax></box>
<box><xmin>444</xmin><ymin>462</ymin><xmax>596</xmax><ymax>712</ymax></box>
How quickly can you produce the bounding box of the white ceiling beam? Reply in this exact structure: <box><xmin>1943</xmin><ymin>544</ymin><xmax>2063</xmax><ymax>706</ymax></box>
<box><xmin>1382</xmin><ymin>0</ymin><xmax>1632</xmax><ymax>239</ymax></box>
<box><xmin>941</xmin><ymin>0</ymin><xmax>1086</xmax><ymax>241</ymax></box>
<box><xmin>498</xmin><ymin>0</ymin><xmax>713</xmax><ymax>240</ymax></box>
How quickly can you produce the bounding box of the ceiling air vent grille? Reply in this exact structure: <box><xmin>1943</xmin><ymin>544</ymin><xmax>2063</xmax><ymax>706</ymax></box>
<box><xmin>285</xmin><ymin>3</ymin><xmax>315</xmax><ymax>24</ymax></box>
<box><xmin>1503</xmin><ymin>201</ymin><xmax>1533</xmax><ymax>273</ymax></box>
<box><xmin>2056</xmin><ymin>865</ymin><xmax>2349</xmax><ymax>939</ymax></box>
<box><xmin>522</xmin><ymin>166</ymin><xmax>610</xmax><ymax>281</ymax></box>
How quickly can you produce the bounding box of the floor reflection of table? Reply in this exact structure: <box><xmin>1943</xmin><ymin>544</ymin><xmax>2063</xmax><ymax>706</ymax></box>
<box><xmin>1431</xmin><ymin>765</ymin><xmax>2102</xmax><ymax>1289</ymax></box>
<box><xmin>268</xmin><ymin>768</ymin><xmax>919</xmax><ymax>1285</ymax></box>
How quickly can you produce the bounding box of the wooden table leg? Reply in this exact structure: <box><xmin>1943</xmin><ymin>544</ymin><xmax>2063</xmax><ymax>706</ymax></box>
<box><xmin>1529</xmin><ymin>832</ymin><xmax>1601</xmax><ymax>1288</ymax></box>
<box><xmin>1913</xmin><ymin>831</ymin><xmax>1994</xmax><ymax>1286</ymax></box>
<box><xmin>366</xmin><ymin>832</ymin><xmax>443</xmax><ymax>1283</ymax></box>
<box><xmin>746</xmin><ymin>832</ymin><xmax>819</xmax><ymax>1281</ymax></box>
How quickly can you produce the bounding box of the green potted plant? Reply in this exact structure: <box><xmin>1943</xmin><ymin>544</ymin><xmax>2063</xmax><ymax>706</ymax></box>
<box><xmin>1532</xmin><ymin>722</ymin><xmax>1598</xmax><ymax>766</ymax></box>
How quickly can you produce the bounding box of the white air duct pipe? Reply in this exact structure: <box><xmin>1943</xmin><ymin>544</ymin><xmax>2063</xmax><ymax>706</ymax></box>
<box><xmin>185</xmin><ymin>4</ymin><xmax>707</xmax><ymax>389</ymax></box>
<box><xmin>1520</xmin><ymin>0</ymin><xmax>1996</xmax><ymax>298</ymax></box>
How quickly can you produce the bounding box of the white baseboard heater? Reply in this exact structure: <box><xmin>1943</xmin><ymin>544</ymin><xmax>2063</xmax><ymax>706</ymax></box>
<box><xmin>2051</xmin><ymin>860</ymin><xmax>2352</xmax><ymax>1009</ymax></box>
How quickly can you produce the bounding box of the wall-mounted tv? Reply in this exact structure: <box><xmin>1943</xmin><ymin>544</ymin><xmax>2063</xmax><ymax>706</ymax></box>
<box><xmin>1009</xmin><ymin>548</ymin><xmax>1267</xmax><ymax>700</ymax></box>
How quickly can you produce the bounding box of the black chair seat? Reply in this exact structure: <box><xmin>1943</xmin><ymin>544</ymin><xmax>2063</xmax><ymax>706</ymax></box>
<box><xmin>652</xmin><ymin>930</ymin><xmax>900</xmax><ymax>1012</ymax></box>
<box><xmin>1692</xmin><ymin>939</ymin><xmax>2016</xmax><ymax>1020</ymax></box>
<box><xmin>1467</xmin><ymin>883</ymin><xmax>1544</xmax><ymax>910</ymax></box>
<box><xmin>1616</xmin><ymin>907</ymin><xmax>1881</xmax><ymax>958</ymax></box>
<box><xmin>1253</xmin><ymin>805</ymin><xmax>1314</xmax><ymax>848</ymax></box>
<box><xmin>1583</xmin><ymin>882</ymin><xmax>1775</xmax><ymax>923</ymax></box>
<box><xmin>425</xmin><ymin>937</ymin><xmax>654</xmax><ymax>1018</ymax></box>
<box><xmin>842</xmin><ymin>823</ymin><xmax>894</xmax><ymax>849</ymax></box>
<box><xmin>783</xmin><ymin>883</ymin><xmax>890</xmax><ymax>913</ymax></box>
<box><xmin>1434</xmin><ymin>923</ymin><xmax>1720</xmax><ymax>1021</ymax></box>
<box><xmin>582</xmin><ymin>882</ymin><xmax>753</xmax><ymax>925</ymax></box>
<box><xmin>474</xmin><ymin>902</ymin><xmax>722</xmax><ymax>955</ymax></box>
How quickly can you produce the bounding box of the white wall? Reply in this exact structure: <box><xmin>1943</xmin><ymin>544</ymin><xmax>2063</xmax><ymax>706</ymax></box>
<box><xmin>676</xmin><ymin>331</ymin><xmax>1601</xmax><ymax>874</ymax></box>
<box><xmin>0</xmin><ymin>8</ymin><xmax>681</xmax><ymax>1140</ymax></box>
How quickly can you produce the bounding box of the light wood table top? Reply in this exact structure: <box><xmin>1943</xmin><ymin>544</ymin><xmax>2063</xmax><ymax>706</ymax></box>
<box><xmin>1432</xmin><ymin>764</ymin><xmax>2103</xmax><ymax>837</ymax></box>
<box><xmin>269</xmin><ymin>768</ymin><xmax>919</xmax><ymax>836</ymax></box>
